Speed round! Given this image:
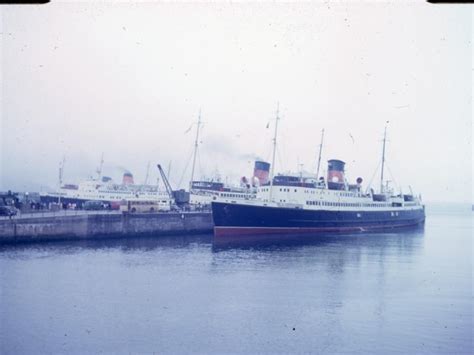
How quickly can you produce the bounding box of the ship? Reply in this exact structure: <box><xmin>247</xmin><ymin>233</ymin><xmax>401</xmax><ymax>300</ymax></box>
<box><xmin>40</xmin><ymin>158</ymin><xmax>172</xmax><ymax>209</ymax></box>
<box><xmin>185</xmin><ymin>110</ymin><xmax>266</xmax><ymax>206</ymax></box>
<box><xmin>189</xmin><ymin>161</ymin><xmax>270</xmax><ymax>205</ymax></box>
<box><xmin>211</xmin><ymin>107</ymin><xmax>425</xmax><ymax>236</ymax></box>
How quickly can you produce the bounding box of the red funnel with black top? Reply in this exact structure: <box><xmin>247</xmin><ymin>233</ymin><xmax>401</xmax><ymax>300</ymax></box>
<box><xmin>327</xmin><ymin>159</ymin><xmax>345</xmax><ymax>190</ymax></box>
<box><xmin>122</xmin><ymin>172</ymin><xmax>134</xmax><ymax>185</ymax></box>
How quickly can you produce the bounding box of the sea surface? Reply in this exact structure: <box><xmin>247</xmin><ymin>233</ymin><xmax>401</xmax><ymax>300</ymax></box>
<box><xmin>0</xmin><ymin>204</ymin><xmax>472</xmax><ymax>354</ymax></box>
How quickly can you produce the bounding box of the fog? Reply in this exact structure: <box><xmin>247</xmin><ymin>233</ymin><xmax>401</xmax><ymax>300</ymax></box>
<box><xmin>0</xmin><ymin>1</ymin><xmax>472</xmax><ymax>203</ymax></box>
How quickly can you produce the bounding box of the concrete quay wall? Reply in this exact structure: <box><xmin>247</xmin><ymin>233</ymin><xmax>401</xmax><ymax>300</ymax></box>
<box><xmin>0</xmin><ymin>212</ymin><xmax>213</xmax><ymax>244</ymax></box>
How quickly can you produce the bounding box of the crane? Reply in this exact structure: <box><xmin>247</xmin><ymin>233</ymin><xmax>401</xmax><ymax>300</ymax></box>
<box><xmin>157</xmin><ymin>164</ymin><xmax>174</xmax><ymax>200</ymax></box>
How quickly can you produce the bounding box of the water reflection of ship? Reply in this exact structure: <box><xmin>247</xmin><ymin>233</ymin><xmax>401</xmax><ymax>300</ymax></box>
<box><xmin>61</xmin><ymin>233</ymin><xmax>213</xmax><ymax>252</ymax></box>
<box><xmin>211</xmin><ymin>224</ymin><xmax>425</xmax><ymax>252</ymax></box>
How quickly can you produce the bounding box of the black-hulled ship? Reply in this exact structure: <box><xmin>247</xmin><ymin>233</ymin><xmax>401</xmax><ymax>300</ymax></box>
<box><xmin>212</xmin><ymin>159</ymin><xmax>425</xmax><ymax>236</ymax></box>
<box><xmin>211</xmin><ymin>108</ymin><xmax>425</xmax><ymax>236</ymax></box>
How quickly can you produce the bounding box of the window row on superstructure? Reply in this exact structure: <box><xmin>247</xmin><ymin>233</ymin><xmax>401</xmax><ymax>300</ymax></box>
<box><xmin>259</xmin><ymin>186</ymin><xmax>363</xmax><ymax>198</ymax></box>
<box><xmin>220</xmin><ymin>193</ymin><xmax>247</xmax><ymax>198</ymax></box>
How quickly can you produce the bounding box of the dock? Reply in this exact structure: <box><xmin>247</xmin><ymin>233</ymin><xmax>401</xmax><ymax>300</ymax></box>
<box><xmin>0</xmin><ymin>210</ymin><xmax>213</xmax><ymax>244</ymax></box>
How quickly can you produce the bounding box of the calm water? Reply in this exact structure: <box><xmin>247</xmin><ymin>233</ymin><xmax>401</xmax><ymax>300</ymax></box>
<box><xmin>0</xmin><ymin>205</ymin><xmax>472</xmax><ymax>354</ymax></box>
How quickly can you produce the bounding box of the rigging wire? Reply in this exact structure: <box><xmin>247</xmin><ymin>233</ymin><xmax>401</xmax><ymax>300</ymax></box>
<box><xmin>263</xmin><ymin>114</ymin><xmax>274</xmax><ymax>163</ymax></box>
<box><xmin>179</xmin><ymin>114</ymin><xmax>205</xmax><ymax>188</ymax></box>
<box><xmin>365</xmin><ymin>160</ymin><xmax>382</xmax><ymax>194</ymax></box>
<box><xmin>197</xmin><ymin>147</ymin><xmax>202</xmax><ymax>181</ymax></box>
<box><xmin>386</xmin><ymin>163</ymin><xmax>400</xmax><ymax>194</ymax></box>
<box><xmin>177</xmin><ymin>149</ymin><xmax>194</xmax><ymax>188</ymax></box>
<box><xmin>274</xmin><ymin>120</ymin><xmax>287</xmax><ymax>174</ymax></box>
<box><xmin>197</xmin><ymin>123</ymin><xmax>205</xmax><ymax>180</ymax></box>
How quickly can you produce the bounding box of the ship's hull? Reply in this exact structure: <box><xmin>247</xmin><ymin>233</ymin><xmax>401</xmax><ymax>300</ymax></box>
<box><xmin>212</xmin><ymin>201</ymin><xmax>425</xmax><ymax>236</ymax></box>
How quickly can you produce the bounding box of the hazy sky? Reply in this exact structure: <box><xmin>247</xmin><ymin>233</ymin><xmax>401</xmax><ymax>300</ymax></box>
<box><xmin>0</xmin><ymin>1</ymin><xmax>472</xmax><ymax>203</ymax></box>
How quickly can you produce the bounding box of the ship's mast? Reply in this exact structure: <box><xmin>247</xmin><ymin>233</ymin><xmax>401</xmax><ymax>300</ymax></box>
<box><xmin>316</xmin><ymin>128</ymin><xmax>325</xmax><ymax>181</ymax></box>
<box><xmin>269</xmin><ymin>102</ymin><xmax>280</xmax><ymax>202</ymax></box>
<box><xmin>58</xmin><ymin>156</ymin><xmax>66</xmax><ymax>187</ymax></box>
<box><xmin>144</xmin><ymin>161</ymin><xmax>150</xmax><ymax>185</ymax></box>
<box><xmin>380</xmin><ymin>126</ymin><xmax>387</xmax><ymax>194</ymax></box>
<box><xmin>189</xmin><ymin>109</ymin><xmax>202</xmax><ymax>190</ymax></box>
<box><xmin>58</xmin><ymin>156</ymin><xmax>66</xmax><ymax>205</ymax></box>
<box><xmin>96</xmin><ymin>153</ymin><xmax>104</xmax><ymax>180</ymax></box>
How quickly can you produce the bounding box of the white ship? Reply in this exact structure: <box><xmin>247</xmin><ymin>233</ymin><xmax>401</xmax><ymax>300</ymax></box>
<box><xmin>40</xmin><ymin>158</ymin><xmax>172</xmax><ymax>209</ymax></box>
<box><xmin>185</xmin><ymin>110</ymin><xmax>262</xmax><ymax>206</ymax></box>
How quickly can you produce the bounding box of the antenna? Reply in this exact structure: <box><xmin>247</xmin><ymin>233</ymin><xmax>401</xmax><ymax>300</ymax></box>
<box><xmin>269</xmin><ymin>102</ymin><xmax>280</xmax><ymax>202</ymax></box>
<box><xmin>380</xmin><ymin>126</ymin><xmax>387</xmax><ymax>193</ymax></box>
<box><xmin>189</xmin><ymin>109</ymin><xmax>202</xmax><ymax>190</ymax></box>
<box><xmin>316</xmin><ymin>128</ymin><xmax>325</xmax><ymax>181</ymax></box>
